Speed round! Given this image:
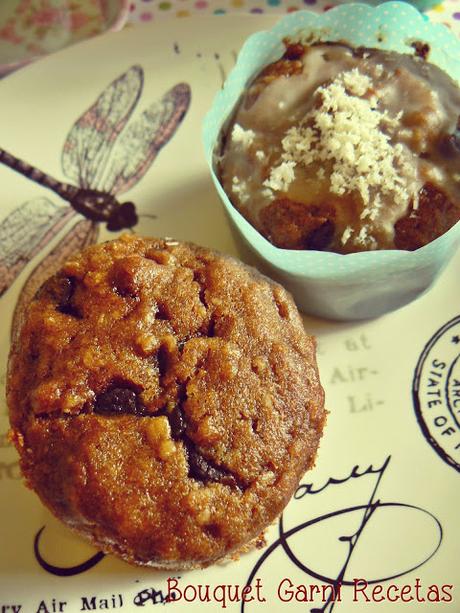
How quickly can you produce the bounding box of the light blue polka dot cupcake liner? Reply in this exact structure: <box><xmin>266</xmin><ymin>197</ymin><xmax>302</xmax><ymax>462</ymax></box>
<box><xmin>203</xmin><ymin>2</ymin><xmax>460</xmax><ymax>321</ymax></box>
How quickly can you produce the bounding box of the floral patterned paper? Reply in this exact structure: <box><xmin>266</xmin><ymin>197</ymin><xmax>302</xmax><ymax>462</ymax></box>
<box><xmin>0</xmin><ymin>0</ymin><xmax>127</xmax><ymax>70</ymax></box>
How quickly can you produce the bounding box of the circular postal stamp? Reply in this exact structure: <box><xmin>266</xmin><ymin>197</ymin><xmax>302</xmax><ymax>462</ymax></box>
<box><xmin>413</xmin><ymin>315</ymin><xmax>460</xmax><ymax>473</ymax></box>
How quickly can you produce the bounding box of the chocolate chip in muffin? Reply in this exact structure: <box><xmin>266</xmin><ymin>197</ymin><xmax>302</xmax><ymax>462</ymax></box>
<box><xmin>168</xmin><ymin>403</ymin><xmax>186</xmax><ymax>439</ymax></box>
<box><xmin>39</xmin><ymin>274</ymin><xmax>81</xmax><ymax>318</ymax></box>
<box><xmin>186</xmin><ymin>443</ymin><xmax>239</xmax><ymax>489</ymax></box>
<box><xmin>94</xmin><ymin>384</ymin><xmax>146</xmax><ymax>416</ymax></box>
<box><xmin>304</xmin><ymin>219</ymin><xmax>336</xmax><ymax>251</ymax></box>
<box><xmin>282</xmin><ymin>42</ymin><xmax>305</xmax><ymax>61</ymax></box>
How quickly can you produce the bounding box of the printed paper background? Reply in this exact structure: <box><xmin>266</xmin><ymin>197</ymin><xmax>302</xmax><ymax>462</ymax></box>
<box><xmin>0</xmin><ymin>15</ymin><xmax>459</xmax><ymax>613</ymax></box>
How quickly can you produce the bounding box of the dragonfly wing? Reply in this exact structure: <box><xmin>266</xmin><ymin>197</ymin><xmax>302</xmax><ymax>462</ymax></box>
<box><xmin>100</xmin><ymin>82</ymin><xmax>191</xmax><ymax>195</ymax></box>
<box><xmin>61</xmin><ymin>65</ymin><xmax>144</xmax><ymax>189</ymax></box>
<box><xmin>11</xmin><ymin>219</ymin><xmax>98</xmax><ymax>343</ymax></box>
<box><xmin>0</xmin><ymin>198</ymin><xmax>75</xmax><ymax>298</ymax></box>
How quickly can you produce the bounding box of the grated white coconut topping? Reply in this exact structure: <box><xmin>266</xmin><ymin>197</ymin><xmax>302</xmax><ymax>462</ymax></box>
<box><xmin>341</xmin><ymin>226</ymin><xmax>353</xmax><ymax>245</ymax></box>
<box><xmin>232</xmin><ymin>176</ymin><xmax>249</xmax><ymax>203</ymax></box>
<box><xmin>263</xmin><ymin>68</ymin><xmax>419</xmax><ymax>246</ymax></box>
<box><xmin>262</xmin><ymin>187</ymin><xmax>275</xmax><ymax>201</ymax></box>
<box><xmin>263</xmin><ymin>160</ymin><xmax>296</xmax><ymax>192</ymax></box>
<box><xmin>341</xmin><ymin>68</ymin><xmax>371</xmax><ymax>96</ymax></box>
<box><xmin>231</xmin><ymin>123</ymin><xmax>255</xmax><ymax>148</ymax></box>
<box><xmin>317</xmin><ymin>167</ymin><xmax>326</xmax><ymax>180</ymax></box>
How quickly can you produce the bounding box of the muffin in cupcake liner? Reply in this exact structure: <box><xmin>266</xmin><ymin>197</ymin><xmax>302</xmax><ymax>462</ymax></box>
<box><xmin>203</xmin><ymin>2</ymin><xmax>460</xmax><ymax>321</ymax></box>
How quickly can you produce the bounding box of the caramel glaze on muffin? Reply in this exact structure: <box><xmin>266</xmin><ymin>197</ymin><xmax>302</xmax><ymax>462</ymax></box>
<box><xmin>218</xmin><ymin>42</ymin><xmax>460</xmax><ymax>253</ymax></box>
<box><xmin>7</xmin><ymin>234</ymin><xmax>325</xmax><ymax>569</ymax></box>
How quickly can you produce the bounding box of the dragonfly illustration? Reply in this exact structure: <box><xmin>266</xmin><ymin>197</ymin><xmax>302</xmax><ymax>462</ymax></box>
<box><xmin>0</xmin><ymin>65</ymin><xmax>191</xmax><ymax>339</ymax></box>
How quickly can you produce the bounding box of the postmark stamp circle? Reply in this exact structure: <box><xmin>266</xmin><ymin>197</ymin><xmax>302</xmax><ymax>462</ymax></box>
<box><xmin>413</xmin><ymin>315</ymin><xmax>460</xmax><ymax>473</ymax></box>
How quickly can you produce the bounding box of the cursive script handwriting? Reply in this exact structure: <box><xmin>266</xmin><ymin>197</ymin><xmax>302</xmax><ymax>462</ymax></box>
<box><xmin>243</xmin><ymin>456</ymin><xmax>443</xmax><ymax>613</ymax></box>
<box><xmin>295</xmin><ymin>459</ymin><xmax>390</xmax><ymax>499</ymax></box>
<box><xmin>34</xmin><ymin>526</ymin><xmax>105</xmax><ymax>576</ymax></box>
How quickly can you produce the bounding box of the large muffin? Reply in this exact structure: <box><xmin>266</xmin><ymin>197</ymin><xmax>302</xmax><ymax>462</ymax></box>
<box><xmin>7</xmin><ymin>234</ymin><xmax>325</xmax><ymax>569</ymax></box>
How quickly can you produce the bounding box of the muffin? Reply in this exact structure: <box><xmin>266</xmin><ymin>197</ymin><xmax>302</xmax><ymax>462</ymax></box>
<box><xmin>7</xmin><ymin>234</ymin><xmax>325</xmax><ymax>569</ymax></box>
<box><xmin>218</xmin><ymin>41</ymin><xmax>460</xmax><ymax>254</ymax></box>
<box><xmin>204</xmin><ymin>5</ymin><xmax>460</xmax><ymax>320</ymax></box>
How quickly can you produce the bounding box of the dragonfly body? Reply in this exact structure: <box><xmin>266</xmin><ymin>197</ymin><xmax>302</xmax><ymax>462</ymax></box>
<box><xmin>0</xmin><ymin>147</ymin><xmax>138</xmax><ymax>231</ymax></box>
<box><xmin>0</xmin><ymin>147</ymin><xmax>72</xmax><ymax>200</ymax></box>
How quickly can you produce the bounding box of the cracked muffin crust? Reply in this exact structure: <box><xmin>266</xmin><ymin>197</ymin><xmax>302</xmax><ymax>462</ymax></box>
<box><xmin>7</xmin><ymin>234</ymin><xmax>325</xmax><ymax>569</ymax></box>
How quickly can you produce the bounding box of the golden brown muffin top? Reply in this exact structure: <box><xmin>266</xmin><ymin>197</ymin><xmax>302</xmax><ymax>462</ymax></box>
<box><xmin>7</xmin><ymin>234</ymin><xmax>325</xmax><ymax>568</ymax></box>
